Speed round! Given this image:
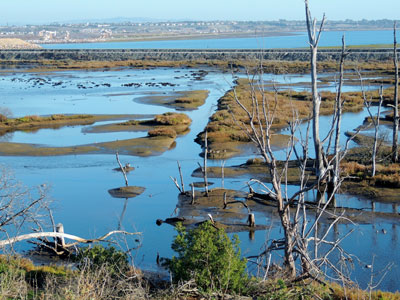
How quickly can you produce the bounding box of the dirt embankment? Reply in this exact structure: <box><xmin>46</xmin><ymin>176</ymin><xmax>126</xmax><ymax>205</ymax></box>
<box><xmin>0</xmin><ymin>38</ymin><xmax>41</xmax><ymax>50</ymax></box>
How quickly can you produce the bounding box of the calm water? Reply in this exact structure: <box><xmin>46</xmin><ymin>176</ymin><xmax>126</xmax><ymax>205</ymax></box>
<box><xmin>42</xmin><ymin>30</ymin><xmax>395</xmax><ymax>49</ymax></box>
<box><xmin>0</xmin><ymin>67</ymin><xmax>398</xmax><ymax>292</ymax></box>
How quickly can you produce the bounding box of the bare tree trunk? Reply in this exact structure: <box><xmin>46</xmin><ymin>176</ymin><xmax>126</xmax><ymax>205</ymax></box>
<box><xmin>358</xmin><ymin>73</ymin><xmax>384</xmax><ymax>177</ymax></box>
<box><xmin>203</xmin><ymin>130</ymin><xmax>209</xmax><ymax>196</ymax></box>
<box><xmin>116</xmin><ymin>152</ymin><xmax>129</xmax><ymax>187</ymax></box>
<box><xmin>221</xmin><ymin>160</ymin><xmax>225</xmax><ymax>189</ymax></box>
<box><xmin>223</xmin><ymin>192</ymin><xmax>227</xmax><ymax>209</ymax></box>
<box><xmin>177</xmin><ymin>161</ymin><xmax>185</xmax><ymax>193</ymax></box>
<box><xmin>328</xmin><ymin>35</ymin><xmax>346</xmax><ymax>206</ymax></box>
<box><xmin>305</xmin><ymin>0</ymin><xmax>326</xmax><ymax>181</ymax></box>
<box><xmin>372</xmin><ymin>87</ymin><xmax>384</xmax><ymax>177</ymax></box>
<box><xmin>393</xmin><ymin>21</ymin><xmax>399</xmax><ymax>163</ymax></box>
<box><xmin>281</xmin><ymin>209</ymin><xmax>296</xmax><ymax>277</ymax></box>
<box><xmin>191</xmin><ymin>184</ymin><xmax>195</xmax><ymax>205</ymax></box>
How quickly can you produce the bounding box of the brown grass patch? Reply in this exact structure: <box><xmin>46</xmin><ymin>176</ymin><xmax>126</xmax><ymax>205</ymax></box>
<box><xmin>153</xmin><ymin>112</ymin><xmax>191</xmax><ymax>126</ymax></box>
<box><xmin>148</xmin><ymin>127</ymin><xmax>177</xmax><ymax>138</ymax></box>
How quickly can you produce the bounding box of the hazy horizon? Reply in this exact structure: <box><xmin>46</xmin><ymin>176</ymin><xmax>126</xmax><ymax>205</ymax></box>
<box><xmin>0</xmin><ymin>0</ymin><xmax>399</xmax><ymax>26</ymax></box>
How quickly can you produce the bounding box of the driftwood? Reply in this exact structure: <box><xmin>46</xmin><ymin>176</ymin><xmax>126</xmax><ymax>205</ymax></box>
<box><xmin>0</xmin><ymin>230</ymin><xmax>141</xmax><ymax>248</ymax></box>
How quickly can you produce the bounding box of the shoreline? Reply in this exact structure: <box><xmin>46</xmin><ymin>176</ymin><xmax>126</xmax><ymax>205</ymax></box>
<box><xmin>34</xmin><ymin>27</ymin><xmax>396</xmax><ymax>46</ymax></box>
<box><xmin>35</xmin><ymin>31</ymin><xmax>298</xmax><ymax>45</ymax></box>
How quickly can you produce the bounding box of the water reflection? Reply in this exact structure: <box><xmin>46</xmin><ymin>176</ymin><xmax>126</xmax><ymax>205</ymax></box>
<box><xmin>0</xmin><ymin>132</ymin><xmax>14</xmax><ymax>142</ymax></box>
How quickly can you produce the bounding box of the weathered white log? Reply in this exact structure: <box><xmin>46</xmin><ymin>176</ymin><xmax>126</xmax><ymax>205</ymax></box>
<box><xmin>0</xmin><ymin>230</ymin><xmax>140</xmax><ymax>248</ymax></box>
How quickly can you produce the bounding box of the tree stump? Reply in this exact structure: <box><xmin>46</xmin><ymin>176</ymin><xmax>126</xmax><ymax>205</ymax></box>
<box><xmin>247</xmin><ymin>213</ymin><xmax>255</xmax><ymax>228</ymax></box>
<box><xmin>56</xmin><ymin>223</ymin><xmax>65</xmax><ymax>248</ymax></box>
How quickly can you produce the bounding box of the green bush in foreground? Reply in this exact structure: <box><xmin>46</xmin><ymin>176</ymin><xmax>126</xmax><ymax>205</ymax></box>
<box><xmin>75</xmin><ymin>244</ymin><xmax>129</xmax><ymax>275</ymax></box>
<box><xmin>166</xmin><ymin>221</ymin><xmax>248</xmax><ymax>294</ymax></box>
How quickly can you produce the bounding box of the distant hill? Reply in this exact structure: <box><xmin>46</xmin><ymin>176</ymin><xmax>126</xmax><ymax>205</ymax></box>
<box><xmin>0</xmin><ymin>38</ymin><xmax>41</xmax><ymax>49</ymax></box>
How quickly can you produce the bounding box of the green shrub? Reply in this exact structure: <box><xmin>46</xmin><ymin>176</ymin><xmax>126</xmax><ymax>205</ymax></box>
<box><xmin>166</xmin><ymin>221</ymin><xmax>248</xmax><ymax>294</ymax></box>
<box><xmin>75</xmin><ymin>244</ymin><xmax>129</xmax><ymax>275</ymax></box>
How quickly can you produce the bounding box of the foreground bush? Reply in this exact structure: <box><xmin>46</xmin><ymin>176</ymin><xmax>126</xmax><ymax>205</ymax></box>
<box><xmin>166</xmin><ymin>221</ymin><xmax>248</xmax><ymax>294</ymax></box>
<box><xmin>75</xmin><ymin>244</ymin><xmax>129</xmax><ymax>275</ymax></box>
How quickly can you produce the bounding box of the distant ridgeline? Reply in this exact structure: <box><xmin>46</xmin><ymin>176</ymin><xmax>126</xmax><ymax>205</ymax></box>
<box><xmin>0</xmin><ymin>48</ymin><xmax>395</xmax><ymax>62</ymax></box>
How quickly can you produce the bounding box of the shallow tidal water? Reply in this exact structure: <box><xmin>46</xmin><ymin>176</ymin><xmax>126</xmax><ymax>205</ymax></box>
<box><xmin>0</xmin><ymin>67</ymin><xmax>399</xmax><ymax>292</ymax></box>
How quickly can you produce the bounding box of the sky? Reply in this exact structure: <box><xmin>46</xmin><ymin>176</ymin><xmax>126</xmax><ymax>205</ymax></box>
<box><xmin>0</xmin><ymin>0</ymin><xmax>399</xmax><ymax>25</ymax></box>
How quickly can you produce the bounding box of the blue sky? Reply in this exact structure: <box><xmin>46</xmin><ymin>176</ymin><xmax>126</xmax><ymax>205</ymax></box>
<box><xmin>0</xmin><ymin>0</ymin><xmax>399</xmax><ymax>24</ymax></box>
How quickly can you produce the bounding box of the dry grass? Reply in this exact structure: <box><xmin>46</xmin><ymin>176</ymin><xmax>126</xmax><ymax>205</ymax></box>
<box><xmin>153</xmin><ymin>112</ymin><xmax>191</xmax><ymax>126</ymax></box>
<box><xmin>329</xmin><ymin>282</ymin><xmax>400</xmax><ymax>300</ymax></box>
<box><xmin>342</xmin><ymin>151</ymin><xmax>400</xmax><ymax>188</ymax></box>
<box><xmin>173</xmin><ymin>90</ymin><xmax>209</xmax><ymax>110</ymax></box>
<box><xmin>341</xmin><ymin>161</ymin><xmax>368</xmax><ymax>178</ymax></box>
<box><xmin>1</xmin><ymin>255</ymin><xmax>399</xmax><ymax>300</ymax></box>
<box><xmin>3</xmin><ymin>55</ymin><xmax>395</xmax><ymax>75</ymax></box>
<box><xmin>148</xmin><ymin>127</ymin><xmax>177</xmax><ymax>139</ymax></box>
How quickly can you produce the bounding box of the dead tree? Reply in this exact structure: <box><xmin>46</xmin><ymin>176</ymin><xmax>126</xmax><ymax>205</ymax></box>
<box><xmin>0</xmin><ymin>165</ymin><xmax>140</xmax><ymax>256</ymax></box>
<box><xmin>191</xmin><ymin>184</ymin><xmax>195</xmax><ymax>205</ymax></box>
<box><xmin>305</xmin><ymin>0</ymin><xmax>326</xmax><ymax>180</ymax></box>
<box><xmin>0</xmin><ymin>167</ymin><xmax>49</xmax><ymax>253</ymax></box>
<box><xmin>116</xmin><ymin>151</ymin><xmax>129</xmax><ymax>187</ymax></box>
<box><xmin>327</xmin><ymin>35</ymin><xmax>347</xmax><ymax>204</ymax></box>
<box><xmin>233</xmin><ymin>58</ymin><xmax>354</xmax><ymax>282</ymax></box>
<box><xmin>177</xmin><ymin>161</ymin><xmax>185</xmax><ymax>193</ymax></box>
<box><xmin>170</xmin><ymin>161</ymin><xmax>185</xmax><ymax>194</ymax></box>
<box><xmin>232</xmin><ymin>68</ymin><xmax>297</xmax><ymax>277</ymax></box>
<box><xmin>203</xmin><ymin>130</ymin><xmax>209</xmax><ymax>196</ymax></box>
<box><xmin>358</xmin><ymin>72</ymin><xmax>384</xmax><ymax>177</ymax></box>
<box><xmin>392</xmin><ymin>21</ymin><xmax>399</xmax><ymax>163</ymax></box>
<box><xmin>372</xmin><ymin>88</ymin><xmax>384</xmax><ymax>177</ymax></box>
<box><xmin>196</xmin><ymin>130</ymin><xmax>209</xmax><ymax>197</ymax></box>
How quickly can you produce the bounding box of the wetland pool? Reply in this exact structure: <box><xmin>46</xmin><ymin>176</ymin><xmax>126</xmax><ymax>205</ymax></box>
<box><xmin>0</xmin><ymin>67</ymin><xmax>398</xmax><ymax>292</ymax></box>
